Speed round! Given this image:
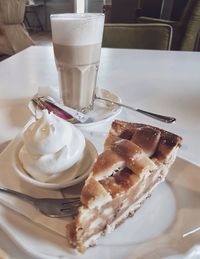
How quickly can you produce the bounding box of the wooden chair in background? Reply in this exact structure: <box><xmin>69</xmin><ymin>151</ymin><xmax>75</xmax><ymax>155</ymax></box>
<box><xmin>24</xmin><ymin>0</ymin><xmax>45</xmax><ymax>32</ymax></box>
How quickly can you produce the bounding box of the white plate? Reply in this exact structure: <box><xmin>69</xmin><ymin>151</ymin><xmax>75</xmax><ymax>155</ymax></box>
<box><xmin>12</xmin><ymin>136</ymin><xmax>97</xmax><ymax>190</ymax></box>
<box><xmin>0</xmin><ymin>157</ymin><xmax>199</xmax><ymax>259</ymax></box>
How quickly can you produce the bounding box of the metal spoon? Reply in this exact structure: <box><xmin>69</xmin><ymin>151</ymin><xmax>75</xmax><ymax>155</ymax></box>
<box><xmin>95</xmin><ymin>96</ymin><xmax>176</xmax><ymax>124</ymax></box>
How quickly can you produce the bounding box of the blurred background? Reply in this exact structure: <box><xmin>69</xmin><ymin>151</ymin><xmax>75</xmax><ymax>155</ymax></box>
<box><xmin>0</xmin><ymin>0</ymin><xmax>199</xmax><ymax>61</ymax></box>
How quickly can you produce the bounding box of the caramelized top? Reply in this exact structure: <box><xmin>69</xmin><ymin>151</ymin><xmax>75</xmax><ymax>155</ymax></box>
<box><xmin>81</xmin><ymin>120</ymin><xmax>182</xmax><ymax>206</ymax></box>
<box><xmin>111</xmin><ymin>120</ymin><xmax>182</xmax><ymax>162</ymax></box>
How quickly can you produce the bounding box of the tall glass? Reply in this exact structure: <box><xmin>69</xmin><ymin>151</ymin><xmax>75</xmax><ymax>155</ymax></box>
<box><xmin>50</xmin><ymin>13</ymin><xmax>105</xmax><ymax>112</ymax></box>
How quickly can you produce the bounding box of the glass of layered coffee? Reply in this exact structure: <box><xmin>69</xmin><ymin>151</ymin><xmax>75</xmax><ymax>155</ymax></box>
<box><xmin>51</xmin><ymin>13</ymin><xmax>105</xmax><ymax>112</ymax></box>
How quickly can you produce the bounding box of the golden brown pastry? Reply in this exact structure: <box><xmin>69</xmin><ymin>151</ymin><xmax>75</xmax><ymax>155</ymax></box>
<box><xmin>68</xmin><ymin>120</ymin><xmax>182</xmax><ymax>253</ymax></box>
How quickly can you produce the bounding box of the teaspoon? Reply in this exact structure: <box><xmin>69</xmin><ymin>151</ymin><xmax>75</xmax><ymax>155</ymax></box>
<box><xmin>95</xmin><ymin>96</ymin><xmax>176</xmax><ymax>124</ymax></box>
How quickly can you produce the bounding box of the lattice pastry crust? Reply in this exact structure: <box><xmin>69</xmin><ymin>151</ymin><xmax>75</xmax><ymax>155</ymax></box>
<box><xmin>68</xmin><ymin>120</ymin><xmax>182</xmax><ymax>252</ymax></box>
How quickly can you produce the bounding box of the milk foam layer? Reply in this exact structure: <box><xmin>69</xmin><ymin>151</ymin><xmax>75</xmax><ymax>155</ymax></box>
<box><xmin>51</xmin><ymin>13</ymin><xmax>104</xmax><ymax>46</ymax></box>
<box><xmin>19</xmin><ymin>110</ymin><xmax>85</xmax><ymax>182</ymax></box>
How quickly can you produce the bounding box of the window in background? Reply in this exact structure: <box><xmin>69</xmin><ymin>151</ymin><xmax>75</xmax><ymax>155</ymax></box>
<box><xmin>75</xmin><ymin>0</ymin><xmax>85</xmax><ymax>13</ymax></box>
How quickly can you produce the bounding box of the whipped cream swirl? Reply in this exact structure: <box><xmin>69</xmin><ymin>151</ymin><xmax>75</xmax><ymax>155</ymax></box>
<box><xmin>19</xmin><ymin>110</ymin><xmax>85</xmax><ymax>182</ymax></box>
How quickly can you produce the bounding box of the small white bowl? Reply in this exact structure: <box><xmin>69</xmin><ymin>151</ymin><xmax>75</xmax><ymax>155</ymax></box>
<box><xmin>12</xmin><ymin>136</ymin><xmax>97</xmax><ymax>190</ymax></box>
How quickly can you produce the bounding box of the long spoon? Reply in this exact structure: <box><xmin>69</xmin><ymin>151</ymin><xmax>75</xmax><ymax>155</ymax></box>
<box><xmin>95</xmin><ymin>95</ymin><xmax>176</xmax><ymax>124</ymax></box>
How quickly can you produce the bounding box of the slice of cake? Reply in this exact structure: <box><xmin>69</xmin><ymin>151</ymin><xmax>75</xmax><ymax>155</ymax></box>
<box><xmin>68</xmin><ymin>120</ymin><xmax>182</xmax><ymax>252</ymax></box>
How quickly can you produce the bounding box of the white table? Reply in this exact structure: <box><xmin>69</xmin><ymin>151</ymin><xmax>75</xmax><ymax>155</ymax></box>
<box><xmin>0</xmin><ymin>46</ymin><xmax>200</xmax><ymax>258</ymax></box>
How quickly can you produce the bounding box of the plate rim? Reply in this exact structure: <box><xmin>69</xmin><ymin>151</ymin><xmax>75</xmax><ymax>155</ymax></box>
<box><xmin>0</xmin><ymin>157</ymin><xmax>199</xmax><ymax>259</ymax></box>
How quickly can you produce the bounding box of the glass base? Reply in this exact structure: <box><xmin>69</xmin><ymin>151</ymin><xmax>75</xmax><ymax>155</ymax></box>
<box><xmin>78</xmin><ymin>102</ymin><xmax>94</xmax><ymax>114</ymax></box>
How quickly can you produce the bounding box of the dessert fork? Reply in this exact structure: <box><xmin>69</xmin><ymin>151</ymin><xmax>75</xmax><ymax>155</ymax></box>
<box><xmin>0</xmin><ymin>187</ymin><xmax>80</xmax><ymax>218</ymax></box>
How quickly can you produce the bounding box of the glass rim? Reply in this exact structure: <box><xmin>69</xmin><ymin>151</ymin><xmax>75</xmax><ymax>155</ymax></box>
<box><xmin>50</xmin><ymin>13</ymin><xmax>104</xmax><ymax>21</ymax></box>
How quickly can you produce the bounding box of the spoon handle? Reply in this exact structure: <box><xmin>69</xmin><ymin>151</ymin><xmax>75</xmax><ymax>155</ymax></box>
<box><xmin>136</xmin><ymin>109</ymin><xmax>176</xmax><ymax>123</ymax></box>
<box><xmin>96</xmin><ymin>96</ymin><xmax>176</xmax><ymax>123</ymax></box>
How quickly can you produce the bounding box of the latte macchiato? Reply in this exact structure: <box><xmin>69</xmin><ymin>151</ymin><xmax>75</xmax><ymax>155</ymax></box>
<box><xmin>51</xmin><ymin>14</ymin><xmax>105</xmax><ymax>112</ymax></box>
